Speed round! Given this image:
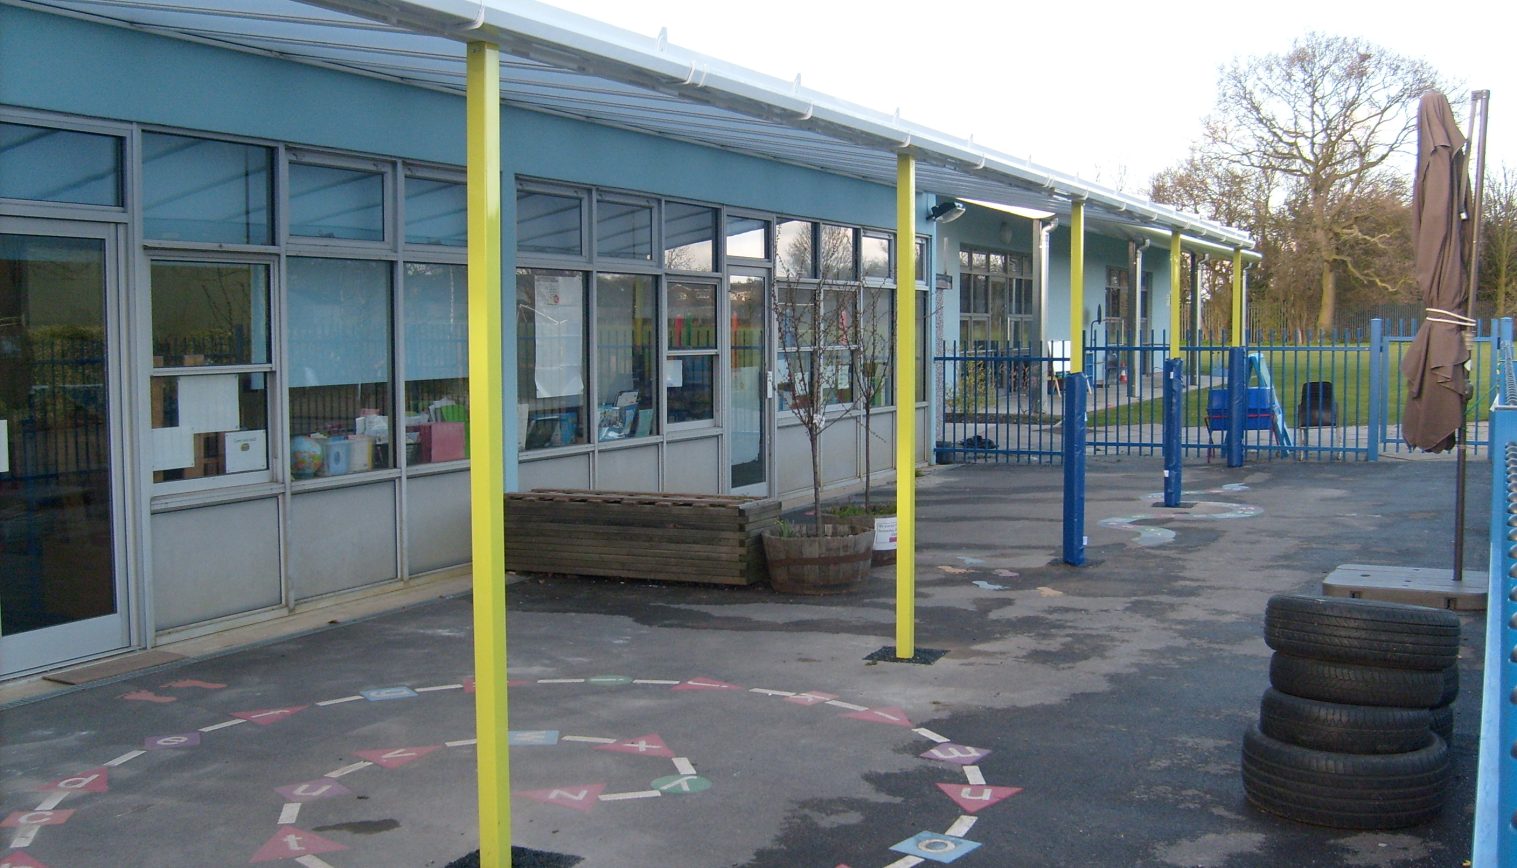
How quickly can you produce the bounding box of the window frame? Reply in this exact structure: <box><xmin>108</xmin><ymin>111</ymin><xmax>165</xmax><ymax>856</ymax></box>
<box><xmin>146</xmin><ymin>251</ymin><xmax>280</xmax><ymax>495</ymax></box>
<box><xmin>0</xmin><ymin>108</ymin><xmax>131</xmax><ymax>223</ymax></box>
<box><xmin>284</xmin><ymin>149</ymin><xmax>393</xmax><ymax>250</ymax></box>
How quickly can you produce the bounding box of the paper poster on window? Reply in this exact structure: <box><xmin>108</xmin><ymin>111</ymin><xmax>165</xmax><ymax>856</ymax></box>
<box><xmin>177</xmin><ymin>374</ymin><xmax>241</xmax><ymax>433</ymax></box>
<box><xmin>533</xmin><ymin>275</ymin><xmax>584</xmax><ymax>398</ymax></box>
<box><xmin>664</xmin><ymin>357</ymin><xmax>683</xmax><ymax>388</ymax></box>
<box><xmin>0</xmin><ymin>420</ymin><xmax>8</xmax><ymax>474</ymax></box>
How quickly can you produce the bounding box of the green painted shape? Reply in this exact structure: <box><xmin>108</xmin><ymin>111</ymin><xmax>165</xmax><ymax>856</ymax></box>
<box><xmin>651</xmin><ymin>774</ymin><xmax>711</xmax><ymax>795</ymax></box>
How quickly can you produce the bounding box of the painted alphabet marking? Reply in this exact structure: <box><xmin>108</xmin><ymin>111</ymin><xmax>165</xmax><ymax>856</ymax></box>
<box><xmin>144</xmin><ymin>733</ymin><xmax>202</xmax><ymax>751</ymax></box>
<box><xmin>249</xmin><ymin>826</ymin><xmax>348</xmax><ymax>862</ymax></box>
<box><xmin>889</xmin><ymin>831</ymin><xmax>982</xmax><ymax>864</ymax></box>
<box><xmin>920</xmin><ymin>744</ymin><xmax>990</xmax><ymax>765</ymax></box>
<box><xmin>274</xmin><ymin>780</ymin><xmax>353</xmax><ymax>803</ymax></box>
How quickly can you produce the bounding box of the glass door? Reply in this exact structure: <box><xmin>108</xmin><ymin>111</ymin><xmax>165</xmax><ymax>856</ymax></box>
<box><xmin>727</xmin><ymin>269</ymin><xmax>770</xmax><ymax>495</ymax></box>
<box><xmin>1</xmin><ymin>220</ymin><xmax>129</xmax><ymax>677</ymax></box>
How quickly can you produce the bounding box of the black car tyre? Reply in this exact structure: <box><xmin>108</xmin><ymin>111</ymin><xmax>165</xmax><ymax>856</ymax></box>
<box><xmin>1269</xmin><ymin>653</ymin><xmax>1445</xmax><ymax>707</ymax></box>
<box><xmin>1258</xmin><ymin>688</ymin><xmax>1432</xmax><ymax>754</ymax></box>
<box><xmin>1241</xmin><ymin>725</ymin><xmax>1449</xmax><ymax>830</ymax></box>
<box><xmin>1264</xmin><ymin>596</ymin><xmax>1459</xmax><ymax>671</ymax></box>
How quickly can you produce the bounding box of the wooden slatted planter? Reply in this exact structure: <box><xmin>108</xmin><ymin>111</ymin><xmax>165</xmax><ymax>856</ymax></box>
<box><xmin>504</xmin><ymin>489</ymin><xmax>780</xmax><ymax>585</ymax></box>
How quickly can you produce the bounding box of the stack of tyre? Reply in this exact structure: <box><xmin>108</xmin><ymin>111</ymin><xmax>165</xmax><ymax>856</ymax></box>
<box><xmin>1242</xmin><ymin>594</ymin><xmax>1461</xmax><ymax>830</ymax></box>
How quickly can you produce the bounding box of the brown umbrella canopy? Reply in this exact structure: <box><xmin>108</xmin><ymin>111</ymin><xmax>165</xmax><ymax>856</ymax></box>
<box><xmin>1400</xmin><ymin>91</ymin><xmax>1473</xmax><ymax>453</ymax></box>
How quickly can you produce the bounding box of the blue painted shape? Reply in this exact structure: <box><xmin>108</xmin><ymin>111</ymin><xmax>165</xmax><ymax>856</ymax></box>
<box><xmin>889</xmin><ymin>832</ymin><xmax>982</xmax><ymax>863</ymax></box>
<box><xmin>1062</xmin><ymin>373</ymin><xmax>1087</xmax><ymax>566</ymax></box>
<box><xmin>361</xmin><ymin>686</ymin><xmax>418</xmax><ymax>702</ymax></box>
<box><xmin>508</xmin><ymin>730</ymin><xmax>560</xmax><ymax>746</ymax></box>
<box><xmin>1162</xmin><ymin>358</ymin><xmax>1183</xmax><ymax>507</ymax></box>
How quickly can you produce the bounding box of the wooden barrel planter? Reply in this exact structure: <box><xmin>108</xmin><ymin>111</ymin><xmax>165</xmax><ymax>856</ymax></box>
<box><xmin>761</xmin><ymin>519</ymin><xmax>875</xmax><ymax>595</ymax></box>
<box><xmin>503</xmin><ymin>489</ymin><xmax>779</xmax><ymax>586</ymax></box>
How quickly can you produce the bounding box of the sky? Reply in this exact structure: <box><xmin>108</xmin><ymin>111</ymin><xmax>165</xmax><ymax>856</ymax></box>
<box><xmin>539</xmin><ymin>0</ymin><xmax>1511</xmax><ymax>194</ymax></box>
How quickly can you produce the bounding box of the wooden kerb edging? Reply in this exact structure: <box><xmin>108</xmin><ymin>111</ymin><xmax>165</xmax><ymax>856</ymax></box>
<box><xmin>505</xmin><ymin>489</ymin><xmax>779</xmax><ymax>585</ymax></box>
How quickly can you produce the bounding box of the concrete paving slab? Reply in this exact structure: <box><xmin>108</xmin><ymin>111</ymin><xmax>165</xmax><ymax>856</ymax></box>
<box><xmin>0</xmin><ymin>458</ymin><xmax>1490</xmax><ymax>867</ymax></box>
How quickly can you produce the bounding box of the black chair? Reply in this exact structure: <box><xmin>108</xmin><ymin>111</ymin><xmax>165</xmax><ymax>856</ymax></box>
<box><xmin>1296</xmin><ymin>381</ymin><xmax>1336</xmax><ymax>428</ymax></box>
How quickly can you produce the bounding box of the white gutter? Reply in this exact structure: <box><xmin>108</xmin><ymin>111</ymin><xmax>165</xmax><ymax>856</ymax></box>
<box><xmin>299</xmin><ymin>0</ymin><xmax>1255</xmax><ymax>250</ymax></box>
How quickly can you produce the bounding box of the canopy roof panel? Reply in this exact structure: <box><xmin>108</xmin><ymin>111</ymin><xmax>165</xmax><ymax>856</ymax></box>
<box><xmin>12</xmin><ymin>0</ymin><xmax>1256</xmax><ymax>253</ymax></box>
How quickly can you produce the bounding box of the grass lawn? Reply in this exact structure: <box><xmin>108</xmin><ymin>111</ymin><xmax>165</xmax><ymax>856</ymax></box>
<box><xmin>1087</xmin><ymin>340</ymin><xmax>1497</xmax><ymax>429</ymax></box>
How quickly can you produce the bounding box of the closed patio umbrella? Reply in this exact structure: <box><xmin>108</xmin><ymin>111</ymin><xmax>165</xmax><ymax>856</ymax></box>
<box><xmin>1400</xmin><ymin>91</ymin><xmax>1473</xmax><ymax>454</ymax></box>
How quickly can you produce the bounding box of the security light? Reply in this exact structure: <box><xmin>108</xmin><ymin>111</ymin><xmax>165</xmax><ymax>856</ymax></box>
<box><xmin>926</xmin><ymin>200</ymin><xmax>966</xmax><ymax>223</ymax></box>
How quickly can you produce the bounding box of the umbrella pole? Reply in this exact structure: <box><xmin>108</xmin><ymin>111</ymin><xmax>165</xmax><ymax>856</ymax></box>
<box><xmin>1455</xmin><ymin>89</ymin><xmax>1492</xmax><ymax>583</ymax></box>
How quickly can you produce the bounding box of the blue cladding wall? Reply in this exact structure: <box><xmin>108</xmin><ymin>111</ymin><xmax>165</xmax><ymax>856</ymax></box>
<box><xmin>0</xmin><ymin>4</ymin><xmax>901</xmax><ymax>228</ymax></box>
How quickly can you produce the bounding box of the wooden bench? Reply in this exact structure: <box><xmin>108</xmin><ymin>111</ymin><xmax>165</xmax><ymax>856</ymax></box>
<box><xmin>504</xmin><ymin>489</ymin><xmax>779</xmax><ymax>585</ymax></box>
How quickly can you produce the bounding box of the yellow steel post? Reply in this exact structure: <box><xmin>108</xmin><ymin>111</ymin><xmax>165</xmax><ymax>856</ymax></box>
<box><xmin>1169</xmin><ymin>230</ymin><xmax>1182</xmax><ymax>359</ymax></box>
<box><xmin>466</xmin><ymin>40</ymin><xmax>510</xmax><ymax>868</ymax></box>
<box><xmin>1230</xmin><ymin>247</ymin><xmax>1244</xmax><ymax>347</ymax></box>
<box><xmin>1069</xmin><ymin>199</ymin><xmax>1085</xmax><ymax>372</ymax></box>
<box><xmin>894</xmin><ymin>152</ymin><xmax>916</xmax><ymax>660</ymax></box>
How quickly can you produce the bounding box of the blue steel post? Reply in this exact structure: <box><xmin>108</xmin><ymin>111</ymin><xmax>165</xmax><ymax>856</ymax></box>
<box><xmin>1473</xmin><ymin>354</ymin><xmax>1516</xmax><ymax>865</ymax></box>
<box><xmin>1162</xmin><ymin>358</ymin><xmax>1183</xmax><ymax>506</ymax></box>
<box><xmin>1368</xmin><ymin>318</ymin><xmax>1385</xmax><ymax>461</ymax></box>
<box><xmin>1062</xmin><ymin>373</ymin><xmax>1087</xmax><ymax>565</ymax></box>
<box><xmin>1226</xmin><ymin>346</ymin><xmax>1246</xmax><ymax>468</ymax></box>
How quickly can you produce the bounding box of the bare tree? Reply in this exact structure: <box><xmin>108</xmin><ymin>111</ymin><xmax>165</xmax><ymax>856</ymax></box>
<box><xmin>773</xmin><ymin>229</ymin><xmax>862</xmax><ymax>538</ymax></box>
<box><xmin>1207</xmin><ymin>33</ymin><xmax>1439</xmax><ymax>329</ymax></box>
<box><xmin>1482</xmin><ymin>166</ymin><xmax>1517</xmax><ymax>316</ymax></box>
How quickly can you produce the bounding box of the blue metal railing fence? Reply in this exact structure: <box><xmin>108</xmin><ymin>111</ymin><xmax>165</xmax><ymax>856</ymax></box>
<box><xmin>934</xmin><ymin>318</ymin><xmax>1513</xmax><ymax>465</ymax></box>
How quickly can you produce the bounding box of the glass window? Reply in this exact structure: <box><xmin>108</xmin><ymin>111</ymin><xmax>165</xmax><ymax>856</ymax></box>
<box><xmin>916</xmin><ymin>237</ymin><xmax>928</xmax><ymax>283</ymax></box>
<box><xmin>667</xmin><ymin>282</ymin><xmax>717</xmax><ymax>350</ymax></box>
<box><xmin>405</xmin><ymin>177</ymin><xmax>467</xmax><ymax>247</ymax></box>
<box><xmin>775</xmin><ymin>281</ymin><xmax>856</xmax><ymax>411</ymax></box>
<box><xmin>726</xmin><ymin>216</ymin><xmax>768</xmax><ymax>260</ymax></box>
<box><xmin>289</xmin><ymin>163</ymin><xmax>384</xmax><ymax>242</ymax></box>
<box><xmin>143</xmin><ymin>133</ymin><xmax>272</xmax><ymax>244</ymax></box>
<box><xmin>666</xmin><ymin>354</ymin><xmax>714</xmax><ymax>424</ymax></box>
<box><xmin>0</xmin><ymin>123</ymin><xmax>121</xmax><ymax>207</ymax></box>
<box><xmin>287</xmin><ymin>258</ymin><xmax>393</xmax><ymax>476</ymax></box>
<box><xmin>516</xmin><ymin>268</ymin><xmax>587</xmax><ymax>450</ymax></box>
<box><xmin>859</xmin><ymin>286</ymin><xmax>893</xmax><ymax>407</ymax></box>
<box><xmin>403</xmin><ymin>263</ymin><xmax>469</xmax><ymax>466</ymax></box>
<box><xmin>775</xmin><ymin>219</ymin><xmax>814</xmax><ymax>279</ymax></box>
<box><xmin>819</xmin><ymin>225</ymin><xmax>857</xmax><ymax>281</ymax></box>
<box><xmin>916</xmin><ymin>290</ymin><xmax>928</xmax><ymax>402</ymax></box>
<box><xmin>594</xmin><ymin>274</ymin><xmax>657</xmax><ymax>441</ymax></box>
<box><xmin>517</xmin><ymin>190</ymin><xmax>583</xmax><ymax>256</ymax></box>
<box><xmin>861</xmin><ymin>232</ymin><xmax>892</xmax><ymax>280</ymax></box>
<box><xmin>665</xmin><ymin>281</ymin><xmax>716</xmax><ymax>426</ymax></box>
<box><xmin>151</xmin><ymin>374</ymin><xmax>270</xmax><ymax>483</ymax></box>
<box><xmin>663</xmin><ymin>202</ymin><xmax>715</xmax><ymax>271</ymax></box>
<box><xmin>596</xmin><ymin>199</ymin><xmax>653</xmax><ymax>260</ymax></box>
<box><xmin>150</xmin><ymin>262</ymin><xmax>269</xmax><ymax>367</ymax></box>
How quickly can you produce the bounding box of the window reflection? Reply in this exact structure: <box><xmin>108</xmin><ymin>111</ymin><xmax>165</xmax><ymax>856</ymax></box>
<box><xmin>595</xmin><ymin>273</ymin><xmax>657</xmax><ymax>441</ymax></box>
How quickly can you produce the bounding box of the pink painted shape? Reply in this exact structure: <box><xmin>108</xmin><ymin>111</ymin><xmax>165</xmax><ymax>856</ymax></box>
<box><xmin>594</xmin><ymin>733</ymin><xmax>674</xmax><ymax>758</ymax></box>
<box><xmin>353</xmin><ymin>746</ymin><xmax>441</xmax><ymax>769</ymax></box>
<box><xmin>463</xmin><ymin>677</ymin><xmax>476</xmax><ymax>694</ymax></box>
<box><xmin>275</xmin><ymin>779</ymin><xmax>353</xmax><ymax>802</ymax></box>
<box><xmin>0</xmin><ymin>851</ymin><xmax>48</xmax><ymax>867</ymax></box>
<box><xmin>249</xmin><ymin>826</ymin><xmax>349</xmax><ymax>863</ymax></box>
<box><xmin>120</xmin><ymin>689</ymin><xmax>176</xmax><ymax>703</ymax></box>
<box><xmin>162</xmin><ymin>678</ymin><xmax>226</xmax><ymax>689</ymax></box>
<box><xmin>144</xmin><ymin>732</ymin><xmax>201</xmax><ymax>750</ymax></box>
<box><xmin>785</xmin><ymin>691</ymin><xmax>838</xmax><ymax>706</ymax></box>
<box><xmin>506</xmin><ymin>679</ymin><xmax>529</xmax><ymax>687</ymax></box>
<box><xmin>38</xmin><ymin>767</ymin><xmax>108</xmax><ymax>793</ymax></box>
<box><xmin>919</xmin><ymin>743</ymin><xmax>991</xmax><ymax>765</ymax></box>
<box><xmin>1</xmin><ymin>810</ymin><xmax>74</xmax><ymax>828</ymax></box>
<box><xmin>516</xmin><ymin>784</ymin><xmax>605</xmax><ymax>812</ymax></box>
<box><xmin>936</xmin><ymin>782</ymin><xmax>1023</xmax><ymax>814</ymax></box>
<box><xmin>842</xmin><ymin>706</ymin><xmax>913</xmax><ymax>727</ymax></box>
<box><xmin>230</xmin><ymin>706</ymin><xmax>308</xmax><ymax>726</ymax></box>
<box><xmin>672</xmin><ymin>677</ymin><xmax>740</xmax><ymax>691</ymax></box>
